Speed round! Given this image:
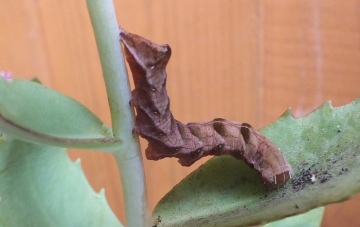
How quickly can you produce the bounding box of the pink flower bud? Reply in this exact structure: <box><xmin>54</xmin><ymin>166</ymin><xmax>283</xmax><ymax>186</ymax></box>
<box><xmin>0</xmin><ymin>70</ymin><xmax>13</xmax><ymax>82</ymax></box>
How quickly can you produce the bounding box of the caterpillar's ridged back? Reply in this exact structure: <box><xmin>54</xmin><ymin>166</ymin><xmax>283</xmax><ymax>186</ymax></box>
<box><xmin>120</xmin><ymin>27</ymin><xmax>292</xmax><ymax>189</ymax></box>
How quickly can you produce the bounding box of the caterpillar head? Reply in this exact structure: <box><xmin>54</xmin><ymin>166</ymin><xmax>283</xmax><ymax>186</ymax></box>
<box><xmin>120</xmin><ymin>27</ymin><xmax>171</xmax><ymax>71</ymax></box>
<box><xmin>120</xmin><ymin>27</ymin><xmax>171</xmax><ymax>91</ymax></box>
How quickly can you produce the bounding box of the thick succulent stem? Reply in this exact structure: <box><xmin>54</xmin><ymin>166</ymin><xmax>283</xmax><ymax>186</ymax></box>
<box><xmin>86</xmin><ymin>1</ymin><xmax>149</xmax><ymax>226</ymax></box>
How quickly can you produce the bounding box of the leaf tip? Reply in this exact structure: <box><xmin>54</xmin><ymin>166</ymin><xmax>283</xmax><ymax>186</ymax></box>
<box><xmin>98</xmin><ymin>188</ymin><xmax>106</xmax><ymax>196</ymax></box>
<box><xmin>280</xmin><ymin>107</ymin><xmax>294</xmax><ymax>119</ymax></box>
<box><xmin>102</xmin><ymin>124</ymin><xmax>114</xmax><ymax>137</ymax></box>
<box><xmin>313</xmin><ymin>100</ymin><xmax>334</xmax><ymax>114</ymax></box>
<box><xmin>30</xmin><ymin>77</ymin><xmax>42</xmax><ymax>84</ymax></box>
<box><xmin>324</xmin><ymin>100</ymin><xmax>333</xmax><ymax>109</ymax></box>
<box><xmin>74</xmin><ymin>158</ymin><xmax>82</xmax><ymax>166</ymax></box>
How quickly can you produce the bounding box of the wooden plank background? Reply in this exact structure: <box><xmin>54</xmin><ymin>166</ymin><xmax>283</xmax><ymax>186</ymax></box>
<box><xmin>1</xmin><ymin>1</ymin><xmax>359</xmax><ymax>226</ymax></box>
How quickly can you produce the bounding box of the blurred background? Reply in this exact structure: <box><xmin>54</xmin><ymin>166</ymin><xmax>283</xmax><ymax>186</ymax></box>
<box><xmin>0</xmin><ymin>1</ymin><xmax>359</xmax><ymax>226</ymax></box>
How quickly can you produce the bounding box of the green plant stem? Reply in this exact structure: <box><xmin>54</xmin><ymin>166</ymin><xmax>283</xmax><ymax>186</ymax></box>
<box><xmin>86</xmin><ymin>0</ymin><xmax>149</xmax><ymax>226</ymax></box>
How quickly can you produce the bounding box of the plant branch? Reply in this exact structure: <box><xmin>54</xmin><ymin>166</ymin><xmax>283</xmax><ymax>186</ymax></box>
<box><xmin>86</xmin><ymin>0</ymin><xmax>149</xmax><ymax>226</ymax></box>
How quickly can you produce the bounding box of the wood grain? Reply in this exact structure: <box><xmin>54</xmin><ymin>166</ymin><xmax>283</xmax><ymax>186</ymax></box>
<box><xmin>0</xmin><ymin>1</ymin><xmax>359</xmax><ymax>226</ymax></box>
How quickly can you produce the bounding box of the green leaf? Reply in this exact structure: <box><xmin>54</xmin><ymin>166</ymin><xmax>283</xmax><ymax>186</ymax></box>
<box><xmin>264</xmin><ymin>207</ymin><xmax>324</xmax><ymax>227</ymax></box>
<box><xmin>0</xmin><ymin>78</ymin><xmax>121</xmax><ymax>152</ymax></box>
<box><xmin>0</xmin><ymin>137</ymin><xmax>123</xmax><ymax>227</ymax></box>
<box><xmin>152</xmin><ymin>98</ymin><xmax>360</xmax><ymax>227</ymax></box>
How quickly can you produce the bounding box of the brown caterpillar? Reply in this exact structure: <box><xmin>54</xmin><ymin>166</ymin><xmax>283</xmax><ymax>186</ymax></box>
<box><xmin>119</xmin><ymin>27</ymin><xmax>292</xmax><ymax>188</ymax></box>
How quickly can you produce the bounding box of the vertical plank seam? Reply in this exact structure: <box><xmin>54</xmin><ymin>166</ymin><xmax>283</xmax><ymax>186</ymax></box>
<box><xmin>256</xmin><ymin>0</ymin><xmax>265</xmax><ymax>127</ymax></box>
<box><xmin>29</xmin><ymin>0</ymin><xmax>54</xmax><ymax>86</ymax></box>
